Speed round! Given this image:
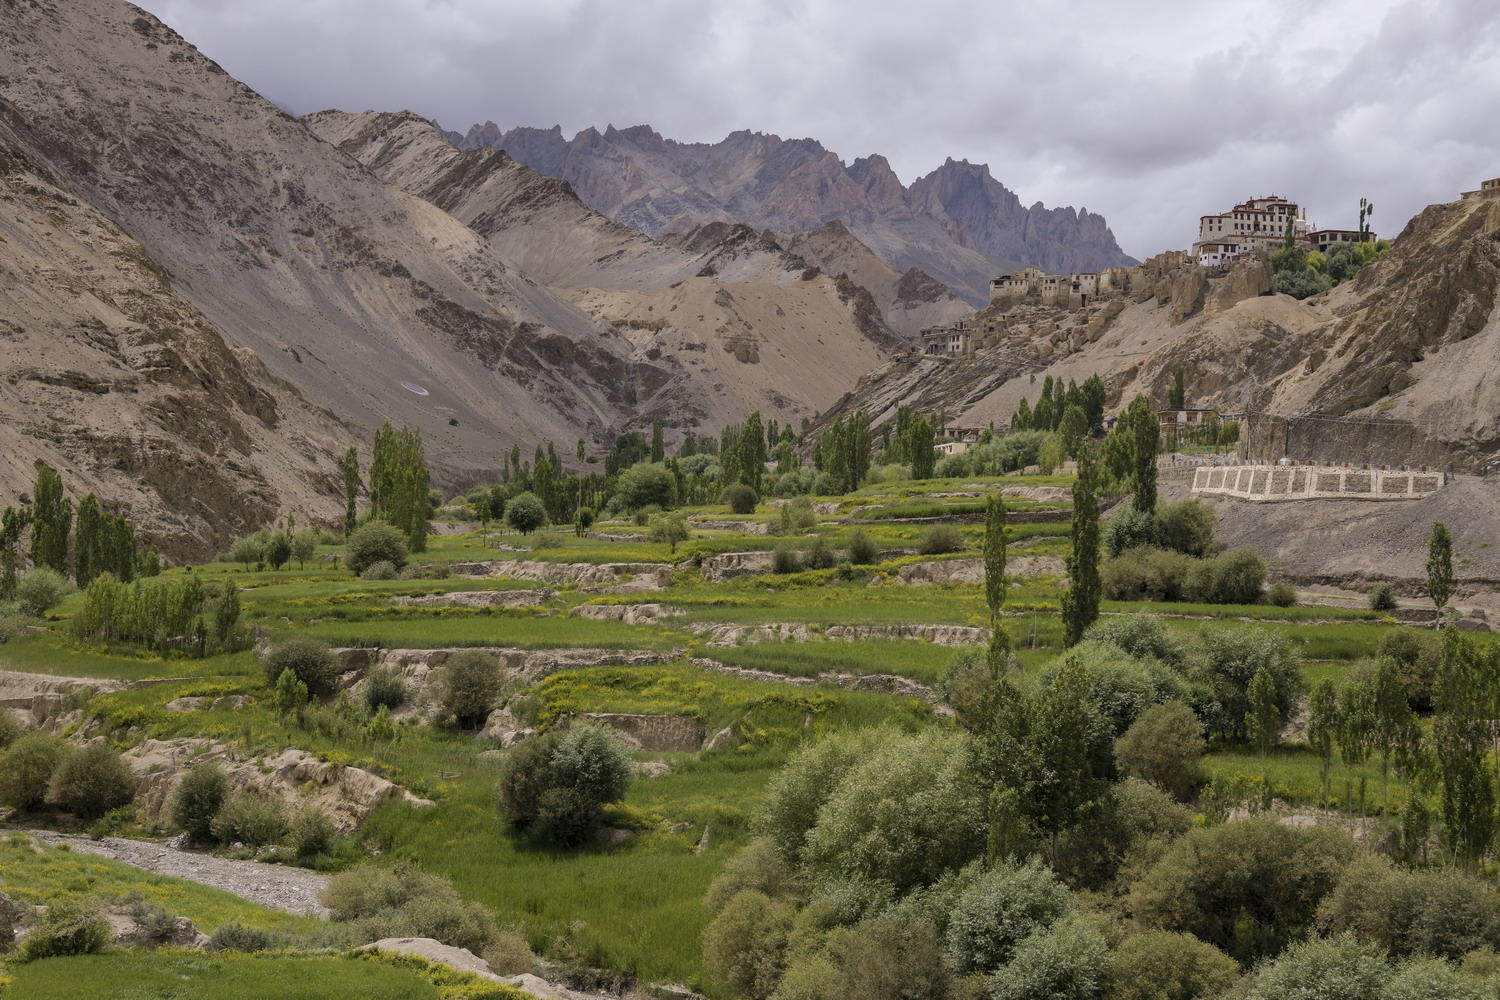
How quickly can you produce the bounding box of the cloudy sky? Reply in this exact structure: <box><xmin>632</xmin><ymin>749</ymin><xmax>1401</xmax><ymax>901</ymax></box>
<box><xmin>142</xmin><ymin>0</ymin><xmax>1500</xmax><ymax>259</ymax></box>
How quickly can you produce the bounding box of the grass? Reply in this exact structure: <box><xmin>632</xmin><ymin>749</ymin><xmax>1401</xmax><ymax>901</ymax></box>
<box><xmin>709</xmin><ymin>639</ymin><xmax>961</xmax><ymax>684</ymax></box>
<box><xmin>292</xmin><ymin>610</ymin><xmax>682</xmax><ymax>650</ymax></box>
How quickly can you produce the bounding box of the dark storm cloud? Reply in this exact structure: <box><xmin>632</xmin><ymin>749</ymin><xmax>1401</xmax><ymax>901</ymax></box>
<box><xmin>141</xmin><ymin>0</ymin><xmax>1500</xmax><ymax>258</ymax></box>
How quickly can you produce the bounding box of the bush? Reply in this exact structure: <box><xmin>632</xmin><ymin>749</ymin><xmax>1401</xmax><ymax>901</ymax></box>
<box><xmin>436</xmin><ymin>649</ymin><xmax>503</xmax><ymax>728</ymax></box>
<box><xmin>774</xmin><ymin>498</ymin><xmax>817</xmax><ymax>535</ymax></box>
<box><xmin>1101</xmin><ymin>546</ymin><xmax>1196</xmax><ymax>602</ymax></box>
<box><xmin>616</xmin><ymin>463</ymin><xmax>678</xmax><ymax>512</ymax></box>
<box><xmin>482</xmin><ymin>927</ymin><xmax>538</xmax><ymax>976</ymax></box>
<box><xmin>47</xmin><ymin>743</ymin><xmax>135</xmax><ymax>820</ymax></box>
<box><xmin>344</xmin><ymin>519</ymin><xmax>409</xmax><ymax>574</ymax></box>
<box><xmin>1108</xmin><ymin>931</ymin><xmax>1238</xmax><ymax>1000</ymax></box>
<box><xmin>208</xmin><ymin>922</ymin><xmax>281</xmax><ymax>953</ymax></box>
<box><xmin>261</xmin><ymin>637</ymin><xmax>339</xmax><ymax>699</ymax></box>
<box><xmin>771</xmin><ymin>544</ymin><xmax>801</xmax><ymax>574</ymax></box>
<box><xmin>809</xmin><ymin>914</ymin><xmax>950</xmax><ymax>1000</ymax></box>
<box><xmin>1044</xmin><ymin>640</ymin><xmax>1191</xmax><ymax>738</ymax></box>
<box><xmin>287</xmin><ymin>806</ymin><xmax>338</xmax><ymax>860</ymax></box>
<box><xmin>0</xmin><ymin>710</ymin><xmax>20</xmax><ymax>751</ymax></box>
<box><xmin>1370</xmin><ymin>583</ymin><xmax>1398</xmax><ymax>611</ymax></box>
<box><xmin>497</xmin><ymin>724</ymin><xmax>631</xmax><ymax>846</ymax></box>
<box><xmin>804</xmin><ymin>535</ymin><xmax>836</xmax><ymax>570</ymax></box>
<box><xmin>917</xmin><ymin>525</ymin><xmax>964</xmax><ymax>555</ymax></box>
<box><xmin>946</xmin><ymin>860</ymin><xmax>1072</xmax><ymax>975</ymax></box>
<box><xmin>1114</xmin><ymin>701</ymin><xmax>1204</xmax><ymax>800</ymax></box>
<box><xmin>323</xmin><ymin>861</ymin><xmax>498</xmax><ymax>954</ymax></box>
<box><xmin>987</xmin><ymin>915</ymin><xmax>1110</xmax><ymax>1000</ymax></box>
<box><xmin>360</xmin><ymin>560</ymin><xmax>398</xmax><ymax>581</ymax></box>
<box><xmin>701</xmin><ymin>890</ymin><xmax>791</xmax><ymax>1000</ymax></box>
<box><xmin>759</xmin><ymin>728</ymin><xmax>888</xmax><ymax>864</ymax></box>
<box><xmin>15</xmin><ymin>567</ymin><xmax>71</xmax><ymax>617</ymax></box>
<box><xmin>364</xmin><ymin>666</ymin><xmax>409</xmax><ymax>713</ymax></box>
<box><xmin>1187</xmin><ymin>547</ymin><xmax>1265</xmax><ymax>604</ymax></box>
<box><xmin>1266</xmin><ymin>581</ymin><xmax>1297</xmax><ymax>607</ymax></box>
<box><xmin>1104</xmin><ymin>507</ymin><xmax>1159</xmax><ymax>557</ymax></box>
<box><xmin>1127</xmin><ymin>817</ymin><xmax>1358</xmax><ymax>965</ymax></box>
<box><xmin>704</xmin><ymin>838</ymin><xmax>798</xmax><ymax>914</ymax></box>
<box><xmin>1318</xmin><ymin>854</ymin><xmax>1500</xmax><ymax>960</ymax></box>
<box><xmin>1083</xmin><ymin>614</ymin><xmax>1186</xmax><ymax>671</ymax></box>
<box><xmin>1246</xmin><ymin>933</ymin><xmax>1386</xmax><ymax>999</ymax></box>
<box><xmin>529</xmin><ymin>529</ymin><xmax>564</xmax><ymax>550</ymax></box>
<box><xmin>0</xmin><ymin>732</ymin><xmax>66</xmax><ymax>811</ymax></box>
<box><xmin>1379</xmin><ymin>629</ymin><xmax>1441</xmax><ymax>712</ymax></box>
<box><xmin>210</xmin><ymin>787</ymin><xmax>288</xmax><ymax>847</ymax></box>
<box><xmin>1156</xmin><ymin>499</ymin><xmax>1217</xmax><ymax>557</ymax></box>
<box><xmin>17</xmin><ymin>896</ymin><xmax>109</xmax><ymax>961</ymax></box>
<box><xmin>846</xmin><ymin>529</ymin><xmax>879</xmax><ymax>565</ymax></box>
<box><xmin>722</xmin><ymin>484</ymin><xmax>759</xmax><ymax>514</ymax></box>
<box><xmin>573</xmin><ymin>507</ymin><xmax>594</xmax><ymax>535</ymax></box>
<box><xmin>170</xmin><ymin>762</ymin><xmax>229</xmax><ymax>842</ymax></box>
<box><xmin>504</xmin><ymin>492</ymin><xmax>546</xmax><ymax>534</ymax></box>
<box><xmin>1196</xmin><ymin>627</ymin><xmax>1303</xmax><ymax>743</ymax></box>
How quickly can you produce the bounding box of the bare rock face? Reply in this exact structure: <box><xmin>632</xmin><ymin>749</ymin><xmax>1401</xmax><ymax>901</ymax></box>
<box><xmin>895</xmin><ymin>555</ymin><xmax>1065</xmax><ymax>585</ymax></box>
<box><xmin>689</xmin><ymin>622</ymin><xmax>813</xmax><ymax>646</ymax></box>
<box><xmin>823</xmin><ymin>624</ymin><xmax>989</xmax><ymax>646</ymax></box>
<box><xmin>574</xmin><ymin>713</ymin><xmax>705</xmax><ymax>751</ymax></box>
<box><xmin>393</xmin><ymin>589</ymin><xmax>554</xmax><ymax>608</ymax></box>
<box><xmin>701</xmin><ymin>551</ymin><xmax>775</xmax><ymax>582</ymax></box>
<box><xmin>449</xmin><ymin>560</ymin><xmax>673</xmax><ymax>591</ymax></box>
<box><xmin>362</xmin><ymin>939</ymin><xmax>504</xmax><ymax>982</ymax></box>
<box><xmin>572</xmin><ymin>603</ymin><xmax>684</xmax><ymax>625</ymax></box>
<box><xmin>1205</xmin><ymin>257</ymin><xmax>1272</xmax><ymax>315</ymax></box>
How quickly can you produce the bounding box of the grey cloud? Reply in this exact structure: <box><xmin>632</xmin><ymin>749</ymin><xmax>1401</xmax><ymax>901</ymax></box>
<box><xmin>141</xmin><ymin>0</ymin><xmax>1500</xmax><ymax>258</ymax></box>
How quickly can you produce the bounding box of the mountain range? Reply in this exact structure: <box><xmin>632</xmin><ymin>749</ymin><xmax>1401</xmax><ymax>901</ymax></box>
<box><xmin>450</xmin><ymin>122</ymin><xmax>1137</xmax><ymax>305</ymax></box>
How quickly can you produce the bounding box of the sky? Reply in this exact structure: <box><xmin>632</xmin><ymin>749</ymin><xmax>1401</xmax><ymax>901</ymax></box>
<box><xmin>141</xmin><ymin>0</ymin><xmax>1500</xmax><ymax>260</ymax></box>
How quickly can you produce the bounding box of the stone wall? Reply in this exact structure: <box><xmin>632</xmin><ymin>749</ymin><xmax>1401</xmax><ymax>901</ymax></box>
<box><xmin>1192</xmin><ymin>463</ymin><xmax>1445</xmax><ymax>502</ymax></box>
<box><xmin>576</xmin><ymin>713</ymin><xmax>705</xmax><ymax>752</ymax></box>
<box><xmin>1241</xmin><ymin>413</ymin><xmax>1460</xmax><ymax>471</ymax></box>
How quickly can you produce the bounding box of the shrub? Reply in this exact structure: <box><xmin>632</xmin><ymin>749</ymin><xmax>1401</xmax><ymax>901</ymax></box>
<box><xmin>771</xmin><ymin>544</ymin><xmax>801</xmax><ymax>574</ymax></box>
<box><xmin>1156</xmin><ymin>499</ymin><xmax>1217</xmax><ymax>557</ymax></box>
<box><xmin>946</xmin><ymin>860</ymin><xmax>1072</xmax><ymax>975</ymax></box>
<box><xmin>617</xmin><ymin>463</ymin><xmax>679</xmax><ymax>512</ymax></box>
<box><xmin>529</xmin><ymin>529</ymin><xmax>564</xmax><ymax>550</ymax></box>
<box><xmin>261</xmin><ymin>637</ymin><xmax>339</xmax><ymax>699</ymax></box>
<box><xmin>1245</xmin><ymin>933</ymin><xmax>1386</xmax><ymax>999</ymax></box>
<box><xmin>1370</xmin><ymin>583</ymin><xmax>1398</xmax><ymax>611</ymax></box>
<box><xmin>210</xmin><ymin>787</ymin><xmax>288</xmax><ymax>846</ymax></box>
<box><xmin>1103</xmin><ymin>507</ymin><xmax>1159</xmax><ymax>557</ymax></box>
<box><xmin>1383</xmin><ymin>958</ymin><xmax>1484</xmax><ymax>1000</ymax></box>
<box><xmin>846</xmin><ymin>529</ymin><xmax>878</xmax><ymax>565</ymax></box>
<box><xmin>505</xmin><ymin>492</ymin><xmax>546</xmax><ymax>534</ymax></box>
<box><xmin>774</xmin><ymin>498</ymin><xmax>817</xmax><ymax>535</ymax></box>
<box><xmin>323</xmin><ymin>861</ymin><xmax>498</xmax><ymax>954</ymax></box>
<box><xmin>1044</xmin><ymin>640</ymin><xmax>1191</xmax><ymax>738</ymax></box>
<box><xmin>287</xmin><ymin>806</ymin><xmax>338</xmax><ymax>860</ymax></box>
<box><xmin>701</xmin><ymin>890</ymin><xmax>791</xmax><ymax>1000</ymax></box>
<box><xmin>208</xmin><ymin>922</ymin><xmax>280</xmax><ymax>952</ymax></box>
<box><xmin>363</xmin><ymin>666</ymin><xmax>409</xmax><ymax>713</ymax></box>
<box><xmin>344</xmin><ymin>519</ymin><xmax>409</xmax><ymax>573</ymax></box>
<box><xmin>802</xmin><ymin>729</ymin><xmax>985</xmax><ymax>895</ymax></box>
<box><xmin>47</xmin><ymin>743</ymin><xmax>135</xmax><ymax>820</ymax></box>
<box><xmin>437</xmin><ymin>649</ymin><xmax>503</xmax><ymax>728</ymax></box>
<box><xmin>574</xmin><ymin>507</ymin><xmax>595</xmax><ymax>536</ymax></box>
<box><xmin>482</xmin><ymin>927</ymin><xmax>538</xmax><ymax>976</ymax></box>
<box><xmin>1318</xmin><ymin>854</ymin><xmax>1500</xmax><ymax>960</ymax></box>
<box><xmin>170</xmin><ymin>762</ymin><xmax>229</xmax><ymax>842</ymax></box>
<box><xmin>0</xmin><ymin>732</ymin><xmax>66</xmax><ymax>811</ymax></box>
<box><xmin>917</xmin><ymin>525</ymin><xmax>964</xmax><ymax>555</ymax></box>
<box><xmin>1266</xmin><ymin>581</ymin><xmax>1297</xmax><ymax>607</ymax></box>
<box><xmin>1186</xmin><ymin>547</ymin><xmax>1265</xmax><ymax>604</ymax></box>
<box><xmin>360</xmin><ymin>560</ymin><xmax>398</xmax><ymax>580</ymax></box>
<box><xmin>987</xmin><ymin>915</ymin><xmax>1110</xmax><ymax>1000</ymax></box>
<box><xmin>497</xmin><ymin>724</ymin><xmax>631</xmax><ymax>846</ymax></box>
<box><xmin>1083</xmin><ymin>614</ymin><xmax>1186</xmax><ymax>671</ymax></box>
<box><xmin>648</xmin><ymin>513</ymin><xmax>689</xmax><ymax>553</ymax></box>
<box><xmin>1108</xmin><ymin>931</ymin><xmax>1238</xmax><ymax>1000</ymax></box>
<box><xmin>704</xmin><ymin>838</ymin><xmax>798</xmax><ymax>914</ymax></box>
<box><xmin>15</xmin><ymin>567</ymin><xmax>70</xmax><ymax>617</ymax></box>
<box><xmin>804</xmin><ymin>535</ymin><xmax>836</xmax><ymax>570</ymax></box>
<box><xmin>759</xmin><ymin>728</ymin><xmax>888</xmax><ymax>864</ymax></box>
<box><xmin>1102</xmin><ymin>546</ymin><xmax>1196</xmax><ymax>602</ymax></box>
<box><xmin>722</xmin><ymin>484</ymin><xmax>759</xmax><ymax>514</ymax></box>
<box><xmin>1128</xmin><ymin>817</ymin><xmax>1358</xmax><ymax>965</ymax></box>
<box><xmin>1196</xmin><ymin>627</ymin><xmax>1303</xmax><ymax>743</ymax></box>
<box><xmin>0</xmin><ymin>710</ymin><xmax>21</xmax><ymax>750</ymax></box>
<box><xmin>1380</xmin><ymin>629</ymin><xmax>1441</xmax><ymax>712</ymax></box>
<box><xmin>120</xmin><ymin>893</ymin><xmax>181</xmax><ymax>949</ymax></box>
<box><xmin>1114</xmin><ymin>701</ymin><xmax>1204</xmax><ymax>800</ymax></box>
<box><xmin>816</xmin><ymin>914</ymin><xmax>950</xmax><ymax>1000</ymax></box>
<box><xmin>17</xmin><ymin>896</ymin><xmax>109</xmax><ymax>961</ymax></box>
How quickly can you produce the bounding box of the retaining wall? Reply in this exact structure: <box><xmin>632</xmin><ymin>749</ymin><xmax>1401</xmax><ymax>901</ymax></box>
<box><xmin>1192</xmin><ymin>464</ymin><xmax>1445</xmax><ymax>502</ymax></box>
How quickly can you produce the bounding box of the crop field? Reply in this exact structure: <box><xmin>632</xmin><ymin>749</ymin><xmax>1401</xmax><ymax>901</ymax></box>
<box><xmin>0</xmin><ymin>470</ymin><xmax>1472</xmax><ymax>996</ymax></box>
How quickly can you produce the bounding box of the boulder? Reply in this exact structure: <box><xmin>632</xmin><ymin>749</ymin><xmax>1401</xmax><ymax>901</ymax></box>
<box><xmin>688</xmin><ymin>622</ymin><xmax>812</xmax><ymax>646</ymax></box>
<box><xmin>362</xmin><ymin>938</ymin><xmax>503</xmax><ymax>981</ymax></box>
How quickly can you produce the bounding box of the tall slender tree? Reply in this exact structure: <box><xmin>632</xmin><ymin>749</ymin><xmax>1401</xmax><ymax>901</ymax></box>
<box><xmin>0</xmin><ymin>506</ymin><xmax>31</xmax><ymax>600</ymax></box>
<box><xmin>650</xmin><ymin>420</ymin><xmax>665</xmax><ymax>463</ymax></box>
<box><xmin>1307</xmin><ymin>679</ymin><xmax>1339</xmax><ymax>807</ymax></box>
<box><xmin>341</xmin><ymin>446</ymin><xmax>360</xmax><ymax>537</ymax></box>
<box><xmin>74</xmin><ymin>494</ymin><xmax>103</xmax><ymax>586</ymax></box>
<box><xmin>983</xmin><ymin>494</ymin><xmax>1008</xmax><ymax>668</ymax></box>
<box><xmin>1433</xmin><ymin>629</ymin><xmax>1496</xmax><ymax>867</ymax></box>
<box><xmin>1246</xmin><ymin>667</ymin><xmax>1280</xmax><ymax>780</ymax></box>
<box><xmin>1126</xmin><ymin>395</ymin><xmax>1159</xmax><ymax>514</ymax></box>
<box><xmin>29</xmin><ymin>464</ymin><xmax>70</xmax><ymax>574</ymax></box>
<box><xmin>1061</xmin><ymin>443</ymin><xmax>1100</xmax><ymax>646</ymax></box>
<box><xmin>1427</xmin><ymin>522</ymin><xmax>1454</xmax><ymax>613</ymax></box>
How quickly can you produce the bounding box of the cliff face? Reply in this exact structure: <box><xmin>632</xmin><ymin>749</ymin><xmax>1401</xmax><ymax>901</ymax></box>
<box><xmin>456</xmin><ymin>122</ymin><xmax>1137</xmax><ymax>305</ymax></box>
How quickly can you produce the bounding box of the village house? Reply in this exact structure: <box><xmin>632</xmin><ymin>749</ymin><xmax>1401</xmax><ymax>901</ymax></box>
<box><xmin>1461</xmin><ymin>177</ymin><xmax>1500</xmax><ymax>200</ymax></box>
<box><xmin>987</xmin><ymin>265</ymin><xmax>1123</xmax><ymax>309</ymax></box>
<box><xmin>1192</xmin><ymin>194</ymin><xmax>1375</xmax><ymax>266</ymax></box>
<box><xmin>919</xmin><ymin>321</ymin><xmax>974</xmax><ymax>357</ymax></box>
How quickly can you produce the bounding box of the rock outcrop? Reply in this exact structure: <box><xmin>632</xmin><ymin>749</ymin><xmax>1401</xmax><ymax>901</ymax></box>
<box><xmin>393</xmin><ymin>589</ymin><xmax>555</xmax><ymax>608</ymax></box>
<box><xmin>700</xmin><ymin>551</ymin><xmax>775</xmax><ymax>582</ymax></box>
<box><xmin>449</xmin><ymin>560</ymin><xmax>674</xmax><ymax>591</ymax></box>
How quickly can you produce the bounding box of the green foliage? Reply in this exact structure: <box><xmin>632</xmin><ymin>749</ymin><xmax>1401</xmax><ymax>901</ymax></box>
<box><xmin>1427</xmin><ymin>522</ymin><xmax>1454</xmax><ymax>610</ymax></box>
<box><xmin>773</xmin><ymin>498</ymin><xmax>817</xmax><ymax>535</ymax></box>
<box><xmin>0</xmin><ymin>732</ymin><xmax>67</xmax><ymax>811</ymax></box>
<box><xmin>264</xmin><ymin>531</ymin><xmax>292</xmax><ymax>571</ymax></box>
<box><xmin>496</xmin><ymin>724</ymin><xmax>631</xmax><ymax>846</ymax></box>
<box><xmin>1127</xmin><ymin>817</ymin><xmax>1357</xmax><ymax>965</ymax></box>
<box><xmin>780</xmin><ymin>913</ymin><xmax>950</xmax><ymax>1000</ymax></box>
<box><xmin>71</xmin><ymin>573</ymin><xmax>218</xmax><ymax>657</ymax></box>
<box><xmin>369</xmin><ymin>422</ymin><xmax>430</xmax><ymax>552</ymax></box>
<box><xmin>1432</xmin><ymin>629</ymin><xmax>1496</xmax><ymax>865</ymax></box>
<box><xmin>287</xmin><ymin>806</ymin><xmax>338</xmax><ymax>860</ymax></box>
<box><xmin>1267</xmin><ymin>581</ymin><xmax>1297</xmax><ymax>607</ymax></box>
<box><xmin>361</xmin><ymin>560</ymin><xmax>399</xmax><ymax>580</ymax></box>
<box><xmin>1319</xmin><ymin>854</ymin><xmax>1500</xmax><ymax>960</ymax></box>
<box><xmin>846</xmin><ymin>529</ymin><xmax>879</xmax><ymax>566</ymax></box>
<box><xmin>814</xmin><ymin>409</ymin><xmax>873</xmax><ymax>492</ymax></box>
<box><xmin>1083</xmin><ymin>614</ymin><xmax>1185</xmax><ymax>670</ymax></box>
<box><xmin>1369</xmin><ymin>583</ymin><xmax>1398</xmax><ymax>611</ymax></box>
<box><xmin>209</xmin><ymin>922</ymin><xmax>281</xmax><ymax>952</ymax></box>
<box><xmin>1114</xmin><ymin>701</ymin><xmax>1204</xmax><ymax>800</ymax></box>
<box><xmin>262</xmin><ymin>637</ymin><xmax>339</xmax><ymax>699</ymax></box>
<box><xmin>210</xmin><ymin>787</ymin><xmax>287</xmax><ymax>847</ymax></box>
<box><xmin>616</xmin><ymin>463</ymin><xmax>679</xmax><ymax>512</ymax></box>
<box><xmin>759</xmin><ymin>727</ymin><xmax>888</xmax><ymax>864</ymax></box>
<box><xmin>702</xmin><ymin>890</ymin><xmax>790</xmax><ymax>1000</ymax></box>
<box><xmin>323</xmin><ymin>861</ymin><xmax>500</xmax><ymax>955</ymax></box>
<box><xmin>47</xmin><ymin>743</ymin><xmax>135</xmax><ymax>820</ymax></box>
<box><xmin>946</xmin><ymin>860</ymin><xmax>1072</xmax><ymax>975</ymax></box>
<box><xmin>437</xmin><ymin>649</ymin><xmax>503</xmax><ymax>728</ymax></box>
<box><xmin>1103</xmin><ymin>507</ymin><xmax>1159</xmax><ymax>557</ymax></box>
<box><xmin>987</xmin><ymin>914</ymin><xmax>1110</xmax><ymax>1000</ymax></box>
<box><xmin>649</xmin><ymin>511</ymin><xmax>690</xmax><ymax>553</ymax></box>
<box><xmin>364</xmin><ymin>666</ymin><xmax>409</xmax><ymax>713</ymax></box>
<box><xmin>345</xmin><ymin>520</ymin><xmax>410</xmax><ymax>574</ymax></box>
<box><xmin>1244</xmin><ymin>933</ymin><xmax>1387</xmax><ymax>1000</ymax></box>
<box><xmin>1156</xmin><ymin>499</ymin><xmax>1217</xmax><ymax>557</ymax></box>
<box><xmin>17</xmin><ymin>896</ymin><xmax>109</xmax><ymax>962</ymax></box>
<box><xmin>1062</xmin><ymin>443</ymin><xmax>1101</xmax><ymax>645</ymax></box>
<box><xmin>342</xmin><ymin>445</ymin><xmax>362</xmax><ymax>538</ymax></box>
<box><xmin>171</xmin><ymin>762</ymin><xmax>230</xmax><ymax>842</ymax></box>
<box><xmin>1271</xmin><ymin>267</ymin><xmax>1334</xmax><ymax>299</ymax></box>
<box><xmin>771</xmin><ymin>544</ymin><xmax>802</xmax><ymax>574</ymax></box>
<box><xmin>29</xmin><ymin>464</ymin><xmax>71</xmax><ymax>575</ymax></box>
<box><xmin>273</xmin><ymin>668</ymin><xmax>310</xmax><ymax>721</ymax></box>
<box><xmin>15</xmin><ymin>567</ymin><xmax>70</xmax><ymax>617</ymax></box>
<box><xmin>504</xmin><ymin>493</ymin><xmax>546</xmax><ymax>534</ymax></box>
<box><xmin>1197</xmin><ymin>627</ymin><xmax>1303</xmax><ymax>744</ymax></box>
<box><xmin>1108</xmin><ymin>931</ymin><xmax>1237</xmax><ymax>1000</ymax></box>
<box><xmin>1379</xmin><ymin>628</ymin><xmax>1440</xmax><ymax>712</ymax></box>
<box><xmin>703</xmin><ymin>838</ymin><xmax>797</xmax><ymax>915</ymax></box>
<box><xmin>722</xmin><ymin>484</ymin><xmax>759</xmax><ymax>515</ymax></box>
<box><xmin>0</xmin><ymin>709</ymin><xmax>20</xmax><ymax>750</ymax></box>
<box><xmin>915</xmin><ymin>525</ymin><xmax>964</xmax><ymax>556</ymax></box>
<box><xmin>1124</xmin><ymin>395</ymin><xmax>1158</xmax><ymax>514</ymax></box>
<box><xmin>803</xmin><ymin>535</ymin><xmax>836</xmax><ymax>570</ymax></box>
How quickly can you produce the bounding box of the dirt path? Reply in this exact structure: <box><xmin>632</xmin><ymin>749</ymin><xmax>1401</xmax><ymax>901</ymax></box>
<box><xmin>27</xmin><ymin>830</ymin><xmax>330</xmax><ymax>917</ymax></box>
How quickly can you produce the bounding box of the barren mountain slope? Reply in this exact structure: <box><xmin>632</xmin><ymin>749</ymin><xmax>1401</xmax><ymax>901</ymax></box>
<box><xmin>304</xmin><ymin>111</ymin><xmax>900</xmax><ymax>431</ymax></box>
<box><xmin>457</xmin><ymin>123</ymin><xmax>1135</xmax><ymax>304</ymax></box>
<box><xmin>0</xmin><ymin>0</ymin><xmax>651</xmax><ymax>480</ymax></box>
<box><xmin>0</xmin><ymin>124</ymin><xmax>344</xmax><ymax>559</ymax></box>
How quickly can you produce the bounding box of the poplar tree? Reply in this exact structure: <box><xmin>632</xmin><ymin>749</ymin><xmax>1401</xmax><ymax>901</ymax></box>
<box><xmin>650</xmin><ymin>420</ymin><xmax>665</xmax><ymax>463</ymax></box>
<box><xmin>1246</xmin><ymin>668</ymin><xmax>1280</xmax><ymax>779</ymax></box>
<box><xmin>907</xmin><ymin>412</ymin><xmax>936</xmax><ymax>480</ymax></box>
<box><xmin>75</xmin><ymin>494</ymin><xmax>104</xmax><ymax>586</ymax></box>
<box><xmin>1306</xmin><ymin>679</ymin><xmax>1339</xmax><ymax>807</ymax></box>
<box><xmin>1433</xmin><ymin>629</ymin><xmax>1495</xmax><ymax>867</ymax></box>
<box><xmin>1061</xmin><ymin>443</ymin><xmax>1100</xmax><ymax>646</ymax></box>
<box><xmin>983</xmin><ymin>494</ymin><xmax>1009</xmax><ymax>668</ymax></box>
<box><xmin>340</xmin><ymin>446</ymin><xmax>360</xmax><ymax>538</ymax></box>
<box><xmin>1427</xmin><ymin>522</ymin><xmax>1454</xmax><ymax>613</ymax></box>
<box><xmin>1126</xmin><ymin>395</ymin><xmax>1159</xmax><ymax>514</ymax></box>
<box><xmin>369</xmin><ymin>424</ymin><xmax>429</xmax><ymax>552</ymax></box>
<box><xmin>1168</xmin><ymin>366</ymin><xmax>1186</xmax><ymax>409</ymax></box>
<box><xmin>1080</xmin><ymin>375</ymin><xmax>1106</xmax><ymax>436</ymax></box>
<box><xmin>739</xmin><ymin>412</ymin><xmax>767</xmax><ymax>492</ymax></box>
<box><xmin>0</xmin><ymin>507</ymin><xmax>30</xmax><ymax>600</ymax></box>
<box><xmin>1012</xmin><ymin>397</ymin><xmax>1032</xmax><ymax>432</ymax></box>
<box><xmin>29</xmin><ymin>464</ymin><xmax>71</xmax><ymax>574</ymax></box>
